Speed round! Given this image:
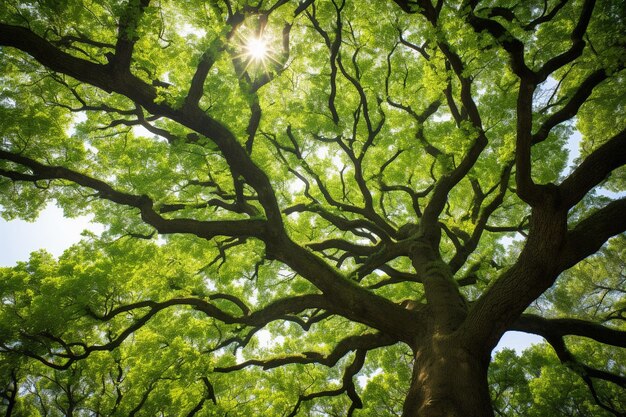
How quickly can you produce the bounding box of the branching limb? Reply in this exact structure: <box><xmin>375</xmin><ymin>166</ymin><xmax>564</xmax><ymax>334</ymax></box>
<box><xmin>512</xmin><ymin>314</ymin><xmax>626</xmax><ymax>416</ymax></box>
<box><xmin>448</xmin><ymin>161</ymin><xmax>514</xmax><ymax>273</ymax></box>
<box><xmin>378</xmin><ymin>182</ymin><xmax>434</xmax><ymax>219</ymax></box>
<box><xmin>351</xmin><ymin>241</ymin><xmax>414</xmax><ymax>280</ymax></box>
<box><xmin>386</xmin><ymin>99</ymin><xmax>443</xmax><ymax>158</ymax></box>
<box><xmin>52</xmin><ymin>29</ymin><xmax>115</xmax><ymax>52</ymax></box>
<box><xmin>185</xmin><ymin>377</ymin><xmax>217</xmax><ymax>416</ymax></box>
<box><xmin>1</xmin><ymin>293</ymin><xmax>337</xmax><ymax>370</ymax></box>
<box><xmin>398</xmin><ymin>30</ymin><xmax>430</xmax><ymax>60</ymax></box>
<box><xmin>46</xmin><ymin>73</ymin><xmax>137</xmax><ymax>116</ymax></box>
<box><xmin>284</xmin><ymin>203</ymin><xmax>386</xmax><ymax>243</ymax></box>
<box><xmin>466</xmin><ymin>8</ymin><xmax>533</xmax><ymax>79</ymax></box>
<box><xmin>336</xmin><ymin>42</ymin><xmax>384</xmax><ymax>149</ymax></box>
<box><xmin>111</xmin><ymin>0</ymin><xmax>151</xmax><ymax>73</ymax></box>
<box><xmin>366</xmin><ymin>265</ymin><xmax>423</xmax><ymax>290</ymax></box>
<box><xmin>275</xmin><ymin>128</ymin><xmax>396</xmax><ymax>241</ymax></box>
<box><xmin>559</xmin><ymin>197</ymin><xmax>626</xmax><ymax>271</ymax></box>
<box><xmin>536</xmin><ymin>0</ymin><xmax>596</xmax><ymax>81</ymax></box>
<box><xmin>463</xmin><ymin>192</ymin><xmax>625</xmax><ymax>353</ymax></box>
<box><xmin>532</xmin><ymin>69</ymin><xmax>610</xmax><ymax>145</ymax></box>
<box><xmin>512</xmin><ymin>314</ymin><xmax>626</xmax><ymax>348</ymax></box>
<box><xmin>287</xmin><ymin>349</ymin><xmax>368</xmax><ymax>417</ymax></box>
<box><xmin>305</xmin><ymin>0</ymin><xmax>344</xmax><ymax>124</ymax></box>
<box><xmin>467</xmin><ymin>0</ymin><xmax>600</xmax><ymax>207</ymax></box>
<box><xmin>214</xmin><ymin>332</ymin><xmax>393</xmax><ymax>372</ymax></box>
<box><xmin>523</xmin><ymin>0</ymin><xmax>569</xmax><ymax>31</ymax></box>
<box><xmin>417</xmin><ymin>40</ymin><xmax>488</xmax><ymax>241</ymax></box>
<box><xmin>469</xmin><ymin>0</ymin><xmax>595</xmax><ymax>82</ymax></box>
<box><xmin>306</xmin><ymin>239</ymin><xmax>377</xmax><ymax>257</ymax></box>
<box><xmin>0</xmin><ymin>22</ymin><xmax>284</xmax><ymax>230</ymax></box>
<box><xmin>559</xmin><ymin>129</ymin><xmax>626</xmax><ymax>209</ymax></box>
<box><xmin>0</xmin><ymin>149</ymin><xmax>268</xmax><ymax>240</ymax></box>
<box><xmin>92</xmin><ymin>104</ymin><xmax>183</xmax><ymax>143</ymax></box>
<box><xmin>184</xmin><ymin>17</ymin><xmax>241</xmax><ymax>111</ymax></box>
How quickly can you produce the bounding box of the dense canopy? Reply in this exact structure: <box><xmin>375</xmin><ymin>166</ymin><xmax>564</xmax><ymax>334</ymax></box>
<box><xmin>0</xmin><ymin>0</ymin><xmax>625</xmax><ymax>416</ymax></box>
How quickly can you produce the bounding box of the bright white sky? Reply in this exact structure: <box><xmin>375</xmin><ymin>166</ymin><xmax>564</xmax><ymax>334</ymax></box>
<box><xmin>0</xmin><ymin>204</ymin><xmax>101</xmax><ymax>266</ymax></box>
<box><xmin>494</xmin><ymin>331</ymin><xmax>543</xmax><ymax>354</ymax></box>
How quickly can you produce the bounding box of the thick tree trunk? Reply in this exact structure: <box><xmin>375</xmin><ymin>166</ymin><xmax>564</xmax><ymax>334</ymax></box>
<box><xmin>402</xmin><ymin>337</ymin><xmax>493</xmax><ymax>417</ymax></box>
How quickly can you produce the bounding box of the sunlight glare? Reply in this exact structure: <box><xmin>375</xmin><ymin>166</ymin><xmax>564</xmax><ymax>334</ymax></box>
<box><xmin>246</xmin><ymin>37</ymin><xmax>268</xmax><ymax>61</ymax></box>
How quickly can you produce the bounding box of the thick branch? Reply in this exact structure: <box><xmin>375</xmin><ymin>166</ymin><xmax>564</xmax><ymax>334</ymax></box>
<box><xmin>112</xmin><ymin>0</ymin><xmax>151</xmax><ymax>72</ymax></box>
<box><xmin>183</xmin><ymin>13</ymin><xmax>242</xmax><ymax>110</ymax></box>
<box><xmin>0</xmin><ymin>19</ymin><xmax>423</xmax><ymax>335</ymax></box>
<box><xmin>0</xmin><ymin>24</ymin><xmax>119</xmax><ymax>94</ymax></box>
<box><xmin>559</xmin><ymin>198</ymin><xmax>626</xmax><ymax>271</ymax></box>
<box><xmin>512</xmin><ymin>314</ymin><xmax>626</xmax><ymax>348</ymax></box>
<box><xmin>0</xmin><ymin>23</ymin><xmax>284</xmax><ymax>230</ymax></box>
<box><xmin>532</xmin><ymin>70</ymin><xmax>609</xmax><ymax>145</ymax></box>
<box><xmin>559</xmin><ymin>129</ymin><xmax>626</xmax><ymax>208</ymax></box>
<box><xmin>515</xmin><ymin>79</ymin><xmax>545</xmax><ymax>205</ymax></box>
<box><xmin>466</xmin><ymin>12</ymin><xmax>534</xmax><ymax>80</ymax></box>
<box><xmin>513</xmin><ymin>316</ymin><xmax>626</xmax><ymax>414</ymax></box>
<box><xmin>270</xmin><ymin>238</ymin><xmax>424</xmax><ymax>342</ymax></box>
<box><xmin>0</xmin><ymin>149</ymin><xmax>267</xmax><ymax>240</ymax></box>
<box><xmin>461</xmin><ymin>203</ymin><xmax>568</xmax><ymax>351</ymax></box>
<box><xmin>536</xmin><ymin>0</ymin><xmax>596</xmax><ymax>80</ymax></box>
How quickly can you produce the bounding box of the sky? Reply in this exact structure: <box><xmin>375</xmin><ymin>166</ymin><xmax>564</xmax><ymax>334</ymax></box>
<box><xmin>0</xmin><ymin>204</ymin><xmax>544</xmax><ymax>354</ymax></box>
<box><xmin>0</xmin><ymin>204</ymin><xmax>101</xmax><ymax>266</ymax></box>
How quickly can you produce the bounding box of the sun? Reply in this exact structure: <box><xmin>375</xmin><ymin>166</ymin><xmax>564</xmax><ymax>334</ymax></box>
<box><xmin>246</xmin><ymin>37</ymin><xmax>268</xmax><ymax>61</ymax></box>
<box><xmin>236</xmin><ymin>31</ymin><xmax>280</xmax><ymax>75</ymax></box>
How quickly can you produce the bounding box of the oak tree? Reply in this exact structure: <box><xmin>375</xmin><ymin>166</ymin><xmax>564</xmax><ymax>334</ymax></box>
<box><xmin>1</xmin><ymin>0</ymin><xmax>625</xmax><ymax>416</ymax></box>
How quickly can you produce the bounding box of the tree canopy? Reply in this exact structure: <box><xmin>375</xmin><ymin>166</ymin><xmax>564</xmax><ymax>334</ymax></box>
<box><xmin>0</xmin><ymin>0</ymin><xmax>625</xmax><ymax>416</ymax></box>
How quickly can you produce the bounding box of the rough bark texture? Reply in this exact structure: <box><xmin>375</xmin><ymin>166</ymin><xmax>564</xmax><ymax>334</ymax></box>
<box><xmin>0</xmin><ymin>0</ymin><xmax>625</xmax><ymax>415</ymax></box>
<box><xmin>404</xmin><ymin>336</ymin><xmax>493</xmax><ymax>417</ymax></box>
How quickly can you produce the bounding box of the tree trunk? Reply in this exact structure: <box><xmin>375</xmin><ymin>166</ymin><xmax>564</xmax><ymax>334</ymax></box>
<box><xmin>402</xmin><ymin>336</ymin><xmax>493</xmax><ymax>417</ymax></box>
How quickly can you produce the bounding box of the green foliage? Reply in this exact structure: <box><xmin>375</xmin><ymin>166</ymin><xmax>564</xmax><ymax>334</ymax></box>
<box><xmin>1</xmin><ymin>0</ymin><xmax>625</xmax><ymax>415</ymax></box>
<box><xmin>490</xmin><ymin>343</ymin><xmax>626</xmax><ymax>417</ymax></box>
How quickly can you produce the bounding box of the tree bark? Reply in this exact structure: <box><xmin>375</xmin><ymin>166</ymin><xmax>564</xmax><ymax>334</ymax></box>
<box><xmin>403</xmin><ymin>335</ymin><xmax>493</xmax><ymax>417</ymax></box>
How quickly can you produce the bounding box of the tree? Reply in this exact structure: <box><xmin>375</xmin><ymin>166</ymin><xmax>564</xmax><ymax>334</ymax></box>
<box><xmin>0</xmin><ymin>0</ymin><xmax>625</xmax><ymax>415</ymax></box>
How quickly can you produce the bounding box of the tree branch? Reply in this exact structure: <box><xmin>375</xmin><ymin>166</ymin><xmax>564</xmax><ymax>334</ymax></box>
<box><xmin>559</xmin><ymin>197</ymin><xmax>626</xmax><ymax>271</ymax></box>
<box><xmin>111</xmin><ymin>0</ymin><xmax>151</xmax><ymax>73</ymax></box>
<box><xmin>536</xmin><ymin>0</ymin><xmax>596</xmax><ymax>80</ymax></box>
<box><xmin>559</xmin><ymin>129</ymin><xmax>626</xmax><ymax>209</ymax></box>
<box><xmin>214</xmin><ymin>332</ymin><xmax>393</xmax><ymax>372</ymax></box>
<box><xmin>532</xmin><ymin>70</ymin><xmax>610</xmax><ymax>145</ymax></box>
<box><xmin>0</xmin><ymin>23</ymin><xmax>284</xmax><ymax>230</ymax></box>
<box><xmin>0</xmin><ymin>149</ymin><xmax>268</xmax><ymax>240</ymax></box>
<box><xmin>511</xmin><ymin>314</ymin><xmax>626</xmax><ymax>348</ymax></box>
<box><xmin>512</xmin><ymin>315</ymin><xmax>626</xmax><ymax>414</ymax></box>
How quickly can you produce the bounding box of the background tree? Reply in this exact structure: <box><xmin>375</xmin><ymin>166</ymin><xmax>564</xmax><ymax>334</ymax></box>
<box><xmin>0</xmin><ymin>0</ymin><xmax>625</xmax><ymax>416</ymax></box>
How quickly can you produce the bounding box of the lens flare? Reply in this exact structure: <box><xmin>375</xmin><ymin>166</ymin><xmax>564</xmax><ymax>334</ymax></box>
<box><xmin>246</xmin><ymin>38</ymin><xmax>268</xmax><ymax>61</ymax></box>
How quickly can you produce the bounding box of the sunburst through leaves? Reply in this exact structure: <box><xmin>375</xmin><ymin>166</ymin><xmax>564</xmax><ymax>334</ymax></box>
<box><xmin>246</xmin><ymin>37</ymin><xmax>268</xmax><ymax>61</ymax></box>
<box><xmin>237</xmin><ymin>31</ymin><xmax>281</xmax><ymax>75</ymax></box>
